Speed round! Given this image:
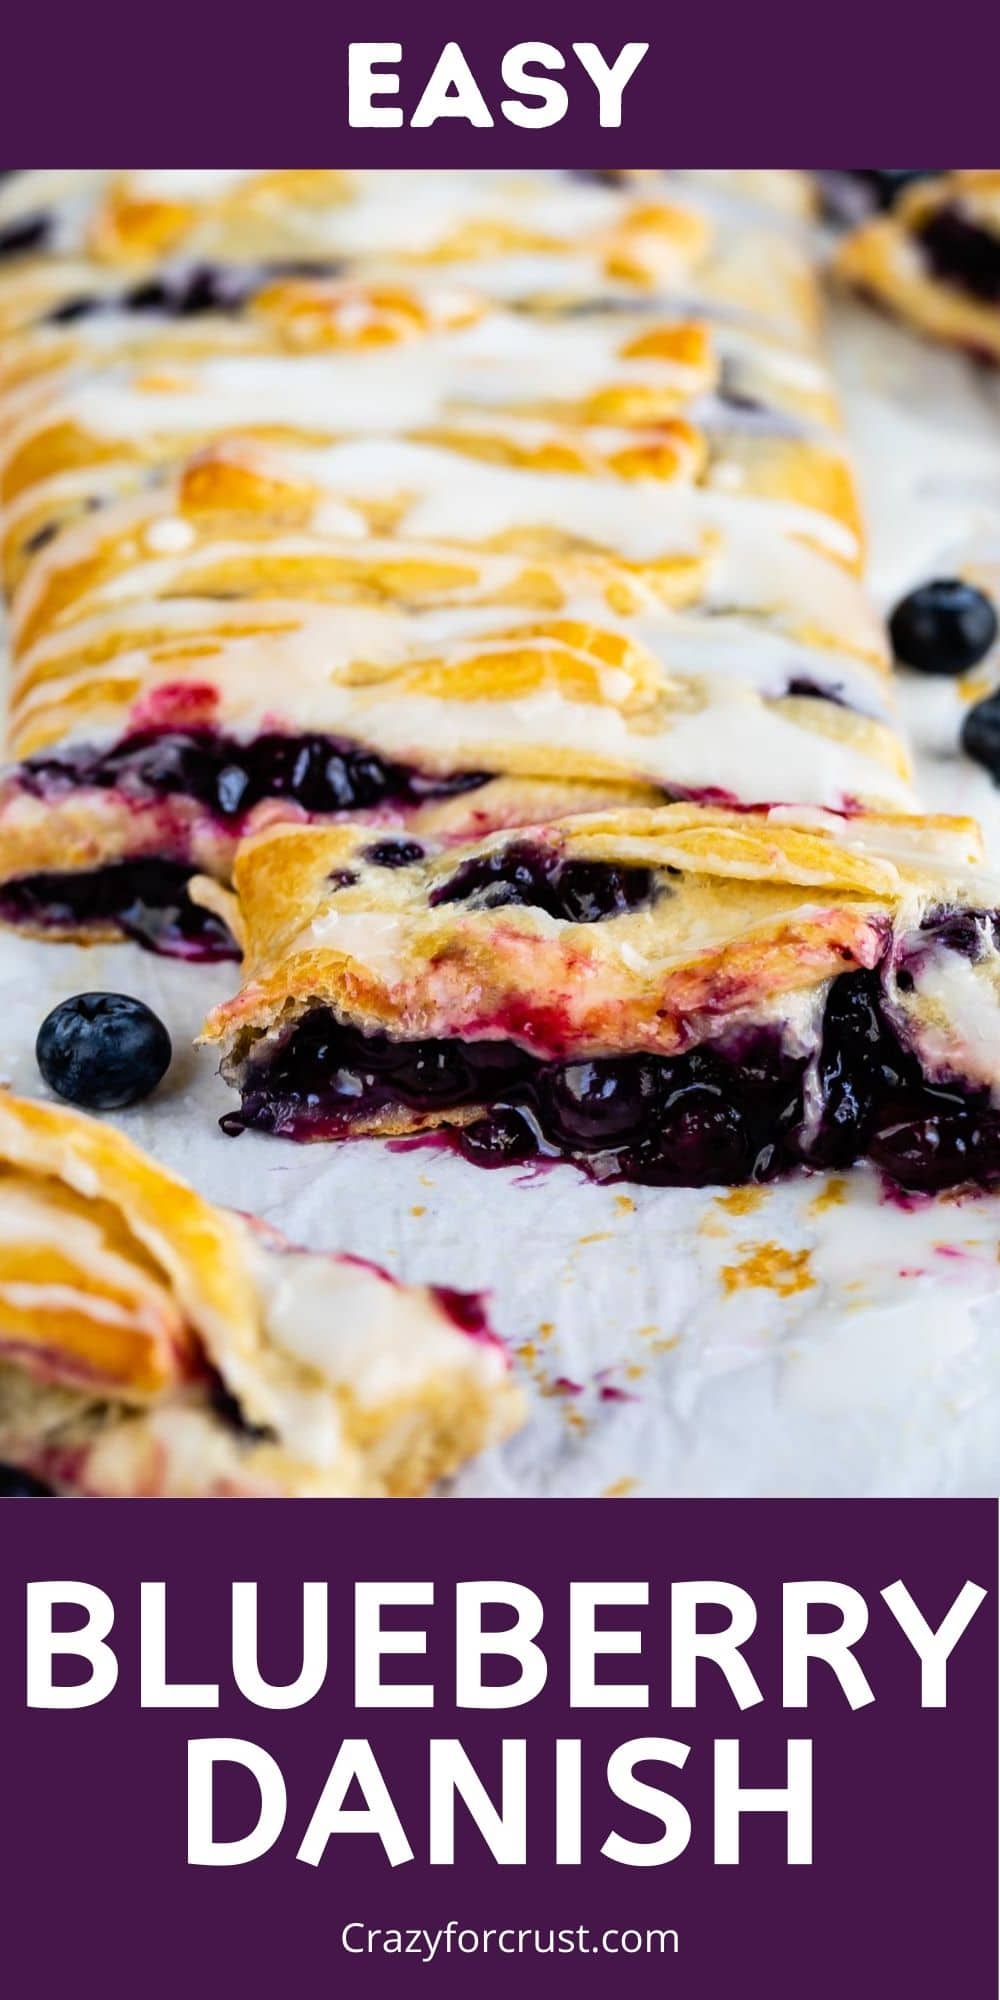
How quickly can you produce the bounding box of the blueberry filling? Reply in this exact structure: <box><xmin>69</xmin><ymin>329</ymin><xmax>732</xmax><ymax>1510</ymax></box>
<box><xmin>0</xmin><ymin>211</ymin><xmax>49</xmax><ymax>261</ymax></box>
<box><xmin>918</xmin><ymin>206</ymin><xmax>1000</xmax><ymax>305</ymax></box>
<box><xmin>225</xmin><ymin>937</ymin><xmax>1000</xmax><ymax>1195</ymax></box>
<box><xmin>362</xmin><ymin>839</ymin><xmax>426</xmax><ymax>868</ymax></box>
<box><xmin>19</xmin><ymin>728</ymin><xmax>489</xmax><ymax>825</ymax></box>
<box><xmin>43</xmin><ymin>257</ymin><xmax>347</xmax><ymax>326</ymax></box>
<box><xmin>430</xmin><ymin>840</ymin><xmax>658</xmax><ymax>923</ymax></box>
<box><xmin>0</xmin><ymin>860</ymin><xmax>239</xmax><ymax>960</ymax></box>
<box><xmin>206</xmin><ymin>1370</ymin><xmax>277</xmax><ymax>1444</ymax></box>
<box><xmin>0</xmin><ymin>1462</ymin><xmax>54</xmax><ymax>1496</ymax></box>
<box><xmin>784</xmin><ymin>676</ymin><xmax>852</xmax><ymax>710</ymax></box>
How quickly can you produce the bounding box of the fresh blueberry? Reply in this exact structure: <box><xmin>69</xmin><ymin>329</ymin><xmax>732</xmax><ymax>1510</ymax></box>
<box><xmin>961</xmin><ymin>691</ymin><xmax>1000</xmax><ymax>779</ymax></box>
<box><xmin>889</xmin><ymin>579</ymin><xmax>998</xmax><ymax>675</ymax></box>
<box><xmin>36</xmin><ymin>992</ymin><xmax>172</xmax><ymax>1110</ymax></box>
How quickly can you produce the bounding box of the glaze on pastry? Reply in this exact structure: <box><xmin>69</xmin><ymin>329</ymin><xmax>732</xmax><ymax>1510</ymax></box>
<box><xmin>0</xmin><ymin>171</ymin><xmax>912</xmax><ymax>956</ymax></box>
<box><xmin>0</xmin><ymin>1090</ymin><xmax>521</xmax><ymax>1496</ymax></box>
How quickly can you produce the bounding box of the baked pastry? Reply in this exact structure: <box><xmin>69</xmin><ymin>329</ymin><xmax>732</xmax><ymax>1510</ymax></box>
<box><xmin>0</xmin><ymin>1089</ymin><xmax>521</xmax><ymax>1496</ymax></box>
<box><xmin>0</xmin><ymin>493</ymin><xmax>910</xmax><ymax>953</ymax></box>
<box><xmin>836</xmin><ymin>172</ymin><xmax>1000</xmax><ymax>365</ymax></box>
<box><xmin>0</xmin><ymin>171</ymin><xmax>915</xmax><ymax>967</ymax></box>
<box><xmin>199</xmin><ymin>804</ymin><xmax>1000</xmax><ymax>1196</ymax></box>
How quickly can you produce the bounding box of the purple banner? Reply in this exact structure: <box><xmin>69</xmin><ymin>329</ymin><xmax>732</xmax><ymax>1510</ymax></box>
<box><xmin>0</xmin><ymin>1</ymin><xmax>990</xmax><ymax>159</ymax></box>
<box><xmin>0</xmin><ymin>1499</ymin><xmax>995</xmax><ymax>1997</ymax></box>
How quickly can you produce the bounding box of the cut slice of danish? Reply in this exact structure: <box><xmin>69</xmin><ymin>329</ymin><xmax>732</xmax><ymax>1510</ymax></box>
<box><xmin>0</xmin><ymin>1090</ymin><xmax>521</xmax><ymax>1497</ymax></box>
<box><xmin>0</xmin><ymin>541</ymin><xmax>908</xmax><ymax>957</ymax></box>
<box><xmin>200</xmin><ymin>805</ymin><xmax>1000</xmax><ymax>1197</ymax></box>
<box><xmin>836</xmin><ymin>171</ymin><xmax>1000</xmax><ymax>366</ymax></box>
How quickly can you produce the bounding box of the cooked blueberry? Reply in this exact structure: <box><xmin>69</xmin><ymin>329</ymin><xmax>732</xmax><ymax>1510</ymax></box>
<box><xmin>858</xmin><ymin>170</ymin><xmax>934</xmax><ymax>210</ymax></box>
<box><xmin>36</xmin><ymin>992</ymin><xmax>172</xmax><ymax>1110</ymax></box>
<box><xmin>123</xmin><ymin>263</ymin><xmax>258</xmax><ymax>317</ymax></box>
<box><xmin>442</xmin><ymin>844</ymin><xmax>553</xmax><ymax>910</ymax></box>
<box><xmin>556</xmin><ymin>861</ymin><xmax>654</xmax><ymax>922</ymax></box>
<box><xmin>624</xmin><ymin>1093</ymin><xmax>752</xmax><ymax>1186</ymax></box>
<box><xmin>961</xmin><ymin>692</ymin><xmax>1000</xmax><ymax>779</ymax></box>
<box><xmin>919</xmin><ymin>206</ymin><xmax>1000</xmax><ymax>304</ymax></box>
<box><xmin>46</xmin><ymin>294</ymin><xmax>101</xmax><ymax>324</ymax></box>
<box><xmin>869</xmin><ymin>1095</ymin><xmax>1000</xmax><ymax>1194</ymax></box>
<box><xmin>538</xmin><ymin>1058</ymin><xmax>658</xmax><ymax>1148</ymax></box>
<box><xmin>0</xmin><ymin>1463</ymin><xmax>54</xmax><ymax>1496</ymax></box>
<box><xmin>363</xmin><ymin>839</ymin><xmax>425</xmax><ymax>868</ymax></box>
<box><xmin>207</xmin><ymin>1371</ymin><xmax>276</xmax><ymax>1442</ymax></box>
<box><xmin>458</xmin><ymin>1107</ymin><xmax>539</xmax><ymax>1166</ymax></box>
<box><xmin>810</xmin><ymin>970</ymin><xmax>887</xmax><ymax>1167</ymax></box>
<box><xmin>0</xmin><ymin>211</ymin><xmax>49</xmax><ymax>261</ymax></box>
<box><xmin>0</xmin><ymin>860</ymin><xmax>238</xmax><ymax>961</ymax></box>
<box><xmin>389</xmin><ymin>1044</ymin><xmax>471</xmax><ymax>1104</ymax></box>
<box><xmin>19</xmin><ymin>728</ymin><xmax>489</xmax><ymax>824</ymax></box>
<box><xmin>889</xmin><ymin>579</ymin><xmax>998</xmax><ymax>675</ymax></box>
<box><xmin>431</xmin><ymin>842</ymin><xmax>653</xmax><ymax>921</ymax></box>
<box><xmin>785</xmin><ymin>676</ymin><xmax>850</xmax><ymax>709</ymax></box>
<box><xmin>919</xmin><ymin>904</ymin><xmax>1000</xmax><ymax>959</ymax></box>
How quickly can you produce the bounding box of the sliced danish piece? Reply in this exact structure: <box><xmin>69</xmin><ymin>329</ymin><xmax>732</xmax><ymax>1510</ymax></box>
<box><xmin>0</xmin><ymin>541</ymin><xmax>909</xmax><ymax>957</ymax></box>
<box><xmin>0</xmin><ymin>1090</ymin><xmax>521</xmax><ymax>1497</ymax></box>
<box><xmin>200</xmin><ymin>805</ymin><xmax>1000</xmax><ymax>1197</ymax></box>
<box><xmin>836</xmin><ymin>171</ymin><xmax>1000</xmax><ymax>366</ymax></box>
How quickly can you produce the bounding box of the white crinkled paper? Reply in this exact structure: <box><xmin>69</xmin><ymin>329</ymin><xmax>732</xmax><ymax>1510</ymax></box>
<box><xmin>2</xmin><ymin>297</ymin><xmax>1000</xmax><ymax>1498</ymax></box>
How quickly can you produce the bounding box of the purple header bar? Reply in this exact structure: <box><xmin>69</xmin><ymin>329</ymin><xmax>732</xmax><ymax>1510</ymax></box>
<box><xmin>0</xmin><ymin>1499</ymin><xmax>996</xmax><ymax>1997</ymax></box>
<box><xmin>0</xmin><ymin>0</ymin><xmax>987</xmax><ymax>160</ymax></box>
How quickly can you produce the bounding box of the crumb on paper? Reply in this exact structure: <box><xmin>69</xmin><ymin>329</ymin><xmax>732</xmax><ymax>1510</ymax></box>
<box><xmin>615</xmin><ymin>1195</ymin><xmax>636</xmax><ymax>1215</ymax></box>
<box><xmin>716</xmin><ymin>1186</ymin><xmax>767</xmax><ymax>1216</ymax></box>
<box><xmin>577</xmin><ymin>1230</ymin><xmax>613</xmax><ymax>1246</ymax></box>
<box><xmin>809</xmin><ymin>1177</ymin><xmax>849</xmax><ymax>1214</ymax></box>
<box><xmin>538</xmin><ymin>1320</ymin><xmax>555</xmax><ymax>1340</ymax></box>
<box><xmin>410</xmin><ymin>1204</ymin><xmax>425</xmax><ymax>1217</ymax></box>
<box><xmin>602</xmin><ymin>1477</ymin><xmax>638</xmax><ymax>1498</ymax></box>
<box><xmin>698</xmin><ymin>1211</ymin><xmax>731</xmax><ymax>1239</ymax></box>
<box><xmin>721</xmin><ymin>1241</ymin><xmax>816</xmax><ymax>1298</ymax></box>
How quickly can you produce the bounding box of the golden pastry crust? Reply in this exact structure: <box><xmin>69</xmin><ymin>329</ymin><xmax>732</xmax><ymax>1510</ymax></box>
<box><xmin>0</xmin><ymin>169</ymin><xmax>959</xmax><ymax>979</ymax></box>
<box><xmin>836</xmin><ymin>172</ymin><xmax>1000</xmax><ymax>365</ymax></box>
<box><xmin>202</xmin><ymin>803</ymin><xmax>988</xmax><ymax>1081</ymax></box>
<box><xmin>0</xmin><ymin>1091</ymin><xmax>522</xmax><ymax>1495</ymax></box>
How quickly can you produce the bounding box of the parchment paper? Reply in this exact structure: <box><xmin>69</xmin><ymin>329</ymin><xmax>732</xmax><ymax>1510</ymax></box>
<box><xmin>2</xmin><ymin>296</ymin><xmax>1000</xmax><ymax>1497</ymax></box>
